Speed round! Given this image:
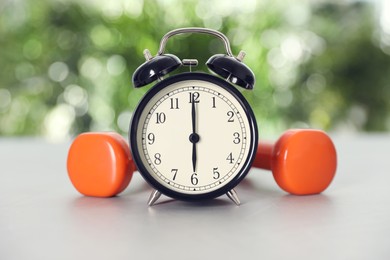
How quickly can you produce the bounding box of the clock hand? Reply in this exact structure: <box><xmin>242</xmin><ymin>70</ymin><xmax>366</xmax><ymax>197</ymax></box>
<box><xmin>192</xmin><ymin>143</ymin><xmax>196</xmax><ymax>173</ymax></box>
<box><xmin>190</xmin><ymin>99</ymin><xmax>199</xmax><ymax>173</ymax></box>
<box><xmin>191</xmin><ymin>101</ymin><xmax>197</xmax><ymax>173</ymax></box>
<box><xmin>191</xmin><ymin>100</ymin><xmax>196</xmax><ymax>134</ymax></box>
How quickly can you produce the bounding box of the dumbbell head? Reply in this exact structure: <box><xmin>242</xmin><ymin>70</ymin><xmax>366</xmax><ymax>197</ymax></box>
<box><xmin>270</xmin><ymin>129</ymin><xmax>337</xmax><ymax>195</ymax></box>
<box><xmin>67</xmin><ymin>132</ymin><xmax>135</xmax><ymax>197</ymax></box>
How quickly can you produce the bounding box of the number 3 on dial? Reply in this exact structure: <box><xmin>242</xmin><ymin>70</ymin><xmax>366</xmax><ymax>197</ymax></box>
<box><xmin>130</xmin><ymin>73</ymin><xmax>258</xmax><ymax>204</ymax></box>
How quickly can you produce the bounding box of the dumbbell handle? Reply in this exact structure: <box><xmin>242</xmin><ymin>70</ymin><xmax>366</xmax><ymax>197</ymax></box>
<box><xmin>253</xmin><ymin>142</ymin><xmax>273</xmax><ymax>170</ymax></box>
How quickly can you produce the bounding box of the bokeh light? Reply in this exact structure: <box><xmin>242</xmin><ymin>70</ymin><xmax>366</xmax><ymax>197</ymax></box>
<box><xmin>0</xmin><ymin>0</ymin><xmax>389</xmax><ymax>141</ymax></box>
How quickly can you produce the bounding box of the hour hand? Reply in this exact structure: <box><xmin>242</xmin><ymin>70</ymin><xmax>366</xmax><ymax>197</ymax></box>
<box><xmin>192</xmin><ymin>143</ymin><xmax>196</xmax><ymax>172</ymax></box>
<box><xmin>189</xmin><ymin>133</ymin><xmax>200</xmax><ymax>171</ymax></box>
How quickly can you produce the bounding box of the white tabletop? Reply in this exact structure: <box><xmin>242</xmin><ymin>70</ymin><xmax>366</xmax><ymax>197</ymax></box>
<box><xmin>1</xmin><ymin>134</ymin><xmax>389</xmax><ymax>260</ymax></box>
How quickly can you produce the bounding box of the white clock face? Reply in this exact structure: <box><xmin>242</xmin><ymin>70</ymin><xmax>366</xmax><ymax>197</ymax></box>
<box><xmin>131</xmin><ymin>75</ymin><xmax>256</xmax><ymax>197</ymax></box>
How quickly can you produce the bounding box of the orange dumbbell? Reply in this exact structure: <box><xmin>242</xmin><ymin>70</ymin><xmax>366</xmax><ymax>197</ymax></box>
<box><xmin>253</xmin><ymin>129</ymin><xmax>337</xmax><ymax>195</ymax></box>
<box><xmin>67</xmin><ymin>132</ymin><xmax>135</xmax><ymax>197</ymax></box>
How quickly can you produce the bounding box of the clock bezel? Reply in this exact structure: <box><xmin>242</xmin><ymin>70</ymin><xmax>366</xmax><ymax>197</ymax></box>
<box><xmin>129</xmin><ymin>72</ymin><xmax>258</xmax><ymax>201</ymax></box>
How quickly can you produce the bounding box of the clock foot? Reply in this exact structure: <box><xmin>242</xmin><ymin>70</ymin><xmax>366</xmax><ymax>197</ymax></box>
<box><xmin>147</xmin><ymin>189</ymin><xmax>162</xmax><ymax>206</ymax></box>
<box><xmin>226</xmin><ymin>189</ymin><xmax>241</xmax><ymax>206</ymax></box>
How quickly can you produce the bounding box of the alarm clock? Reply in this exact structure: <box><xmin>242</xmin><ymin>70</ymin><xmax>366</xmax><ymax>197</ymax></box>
<box><xmin>129</xmin><ymin>28</ymin><xmax>258</xmax><ymax>206</ymax></box>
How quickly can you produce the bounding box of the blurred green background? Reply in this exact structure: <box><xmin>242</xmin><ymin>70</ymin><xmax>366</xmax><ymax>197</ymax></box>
<box><xmin>1</xmin><ymin>0</ymin><xmax>389</xmax><ymax>141</ymax></box>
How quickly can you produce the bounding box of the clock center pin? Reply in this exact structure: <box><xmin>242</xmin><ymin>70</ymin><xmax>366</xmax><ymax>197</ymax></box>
<box><xmin>189</xmin><ymin>133</ymin><xmax>200</xmax><ymax>143</ymax></box>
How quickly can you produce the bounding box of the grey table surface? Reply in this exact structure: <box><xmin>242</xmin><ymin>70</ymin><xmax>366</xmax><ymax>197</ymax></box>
<box><xmin>1</xmin><ymin>134</ymin><xmax>389</xmax><ymax>260</ymax></box>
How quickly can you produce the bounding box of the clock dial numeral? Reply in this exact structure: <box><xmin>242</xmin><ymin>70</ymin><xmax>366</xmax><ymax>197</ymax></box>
<box><xmin>191</xmin><ymin>173</ymin><xmax>199</xmax><ymax>185</ymax></box>
<box><xmin>171</xmin><ymin>169</ymin><xmax>178</xmax><ymax>180</ymax></box>
<box><xmin>213</xmin><ymin>167</ymin><xmax>220</xmax><ymax>179</ymax></box>
<box><xmin>189</xmin><ymin>92</ymin><xmax>200</xmax><ymax>103</ymax></box>
<box><xmin>156</xmin><ymin>112</ymin><xmax>166</xmax><ymax>124</ymax></box>
<box><xmin>233</xmin><ymin>132</ymin><xmax>241</xmax><ymax>144</ymax></box>
<box><xmin>227</xmin><ymin>111</ymin><xmax>235</xmax><ymax>122</ymax></box>
<box><xmin>170</xmin><ymin>98</ymin><xmax>179</xmax><ymax>109</ymax></box>
<box><xmin>154</xmin><ymin>153</ymin><xmax>162</xmax><ymax>165</ymax></box>
<box><xmin>147</xmin><ymin>133</ymin><xmax>155</xmax><ymax>145</ymax></box>
<box><xmin>212</xmin><ymin>97</ymin><xmax>216</xmax><ymax>108</ymax></box>
<box><xmin>226</xmin><ymin>152</ymin><xmax>235</xmax><ymax>164</ymax></box>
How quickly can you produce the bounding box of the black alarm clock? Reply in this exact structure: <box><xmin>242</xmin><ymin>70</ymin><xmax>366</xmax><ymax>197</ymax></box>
<box><xmin>129</xmin><ymin>28</ymin><xmax>258</xmax><ymax>206</ymax></box>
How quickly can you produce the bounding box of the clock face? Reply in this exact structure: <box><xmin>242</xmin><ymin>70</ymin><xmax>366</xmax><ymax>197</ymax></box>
<box><xmin>130</xmin><ymin>73</ymin><xmax>258</xmax><ymax>200</ymax></box>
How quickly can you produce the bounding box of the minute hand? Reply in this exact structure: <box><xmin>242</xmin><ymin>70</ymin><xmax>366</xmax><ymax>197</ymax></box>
<box><xmin>191</xmin><ymin>101</ymin><xmax>196</xmax><ymax>134</ymax></box>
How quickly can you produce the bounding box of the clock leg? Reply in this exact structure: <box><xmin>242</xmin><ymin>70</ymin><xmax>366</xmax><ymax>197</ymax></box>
<box><xmin>147</xmin><ymin>189</ymin><xmax>162</xmax><ymax>206</ymax></box>
<box><xmin>226</xmin><ymin>189</ymin><xmax>241</xmax><ymax>206</ymax></box>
